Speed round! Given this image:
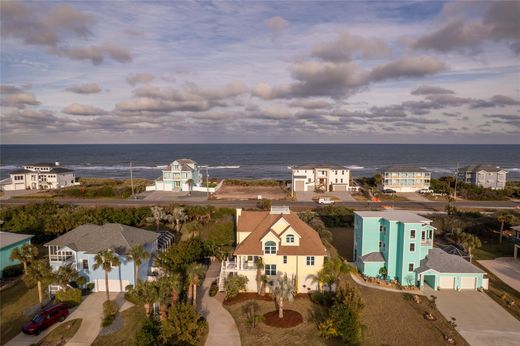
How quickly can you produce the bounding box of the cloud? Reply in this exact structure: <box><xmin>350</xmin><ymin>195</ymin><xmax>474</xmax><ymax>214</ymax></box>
<box><xmin>115</xmin><ymin>98</ymin><xmax>212</xmax><ymax>113</ymax></box>
<box><xmin>411</xmin><ymin>85</ymin><xmax>455</xmax><ymax>95</ymax></box>
<box><xmin>288</xmin><ymin>99</ymin><xmax>334</xmax><ymax>109</ymax></box>
<box><xmin>52</xmin><ymin>44</ymin><xmax>132</xmax><ymax>65</ymax></box>
<box><xmin>470</xmin><ymin>94</ymin><xmax>520</xmax><ymax>108</ymax></box>
<box><xmin>1</xmin><ymin>109</ymin><xmax>61</xmax><ymax>129</ymax></box>
<box><xmin>0</xmin><ymin>91</ymin><xmax>40</xmax><ymax>108</ymax></box>
<box><xmin>369</xmin><ymin>56</ymin><xmax>447</xmax><ymax>82</ymax></box>
<box><xmin>311</xmin><ymin>32</ymin><xmax>390</xmax><ymax>62</ymax></box>
<box><xmin>65</xmin><ymin>83</ymin><xmax>102</xmax><ymax>94</ymax></box>
<box><xmin>265</xmin><ymin>16</ymin><xmax>288</xmax><ymax>39</ymax></box>
<box><xmin>62</xmin><ymin>103</ymin><xmax>108</xmax><ymax>115</ymax></box>
<box><xmin>0</xmin><ymin>85</ymin><xmax>23</xmax><ymax>94</ymax></box>
<box><xmin>127</xmin><ymin>73</ymin><xmax>155</xmax><ymax>86</ymax></box>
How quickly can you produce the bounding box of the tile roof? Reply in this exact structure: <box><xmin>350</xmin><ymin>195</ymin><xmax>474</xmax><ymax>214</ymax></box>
<box><xmin>381</xmin><ymin>165</ymin><xmax>428</xmax><ymax>173</ymax></box>
<box><xmin>45</xmin><ymin>223</ymin><xmax>160</xmax><ymax>255</ymax></box>
<box><xmin>355</xmin><ymin>210</ymin><xmax>432</xmax><ymax>223</ymax></box>
<box><xmin>361</xmin><ymin>252</ymin><xmax>386</xmax><ymax>262</ymax></box>
<box><xmin>459</xmin><ymin>164</ymin><xmax>506</xmax><ymax>173</ymax></box>
<box><xmin>0</xmin><ymin>232</ymin><xmax>34</xmax><ymax>249</ymax></box>
<box><xmin>416</xmin><ymin>248</ymin><xmax>484</xmax><ymax>274</ymax></box>
<box><xmin>234</xmin><ymin>210</ymin><xmax>326</xmax><ymax>256</ymax></box>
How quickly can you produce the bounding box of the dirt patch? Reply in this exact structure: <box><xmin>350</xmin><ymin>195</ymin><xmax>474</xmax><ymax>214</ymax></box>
<box><xmin>224</xmin><ymin>293</ymin><xmax>310</xmax><ymax>305</ymax></box>
<box><xmin>214</xmin><ymin>184</ymin><xmax>288</xmax><ymax>200</ymax></box>
<box><xmin>329</xmin><ymin>227</ymin><xmax>354</xmax><ymax>261</ymax></box>
<box><xmin>263</xmin><ymin>310</ymin><xmax>303</xmax><ymax>328</ymax></box>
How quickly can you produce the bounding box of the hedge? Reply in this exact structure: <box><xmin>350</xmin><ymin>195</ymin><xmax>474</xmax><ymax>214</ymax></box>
<box><xmin>2</xmin><ymin>264</ymin><xmax>23</xmax><ymax>278</ymax></box>
<box><xmin>55</xmin><ymin>288</ymin><xmax>82</xmax><ymax>307</ymax></box>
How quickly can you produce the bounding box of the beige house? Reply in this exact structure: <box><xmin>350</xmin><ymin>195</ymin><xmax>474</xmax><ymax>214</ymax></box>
<box><xmin>381</xmin><ymin>165</ymin><xmax>431</xmax><ymax>193</ymax></box>
<box><xmin>292</xmin><ymin>165</ymin><xmax>352</xmax><ymax>192</ymax></box>
<box><xmin>219</xmin><ymin>206</ymin><xmax>327</xmax><ymax>293</ymax></box>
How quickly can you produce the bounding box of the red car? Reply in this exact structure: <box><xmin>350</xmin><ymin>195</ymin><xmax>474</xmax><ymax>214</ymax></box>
<box><xmin>22</xmin><ymin>303</ymin><xmax>69</xmax><ymax>335</ymax></box>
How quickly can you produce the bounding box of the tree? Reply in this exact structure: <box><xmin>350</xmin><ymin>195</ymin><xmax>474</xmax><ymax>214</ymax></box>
<box><xmin>24</xmin><ymin>259</ymin><xmax>53</xmax><ymax>306</ymax></box>
<box><xmin>128</xmin><ymin>281</ymin><xmax>158</xmax><ymax>316</ymax></box>
<box><xmin>126</xmin><ymin>245</ymin><xmax>149</xmax><ymax>285</ymax></box>
<box><xmin>147</xmin><ymin>206</ymin><xmax>167</xmax><ymax>231</ymax></box>
<box><xmin>160</xmin><ymin>303</ymin><xmax>207</xmax><ymax>346</ymax></box>
<box><xmin>167</xmin><ymin>207</ymin><xmax>188</xmax><ymax>233</ymax></box>
<box><xmin>224</xmin><ymin>275</ymin><xmax>249</xmax><ymax>300</ymax></box>
<box><xmin>323</xmin><ymin>257</ymin><xmax>353</xmax><ymax>290</ymax></box>
<box><xmin>256</xmin><ymin>199</ymin><xmax>272</xmax><ymax>210</ymax></box>
<box><xmin>155</xmin><ymin>238</ymin><xmax>206</xmax><ymax>274</ymax></box>
<box><xmin>10</xmin><ymin>243</ymin><xmax>38</xmax><ymax>273</ymax></box>
<box><xmin>93</xmin><ymin>249</ymin><xmax>121</xmax><ymax>301</ymax></box>
<box><xmin>260</xmin><ymin>275</ymin><xmax>268</xmax><ymax>296</ymax></box>
<box><xmin>186</xmin><ymin>179</ymin><xmax>194</xmax><ymax>192</ymax></box>
<box><xmin>378</xmin><ymin>266</ymin><xmax>388</xmax><ymax>280</ymax></box>
<box><xmin>374</xmin><ymin>174</ymin><xmax>383</xmax><ymax>187</ymax></box>
<box><xmin>157</xmin><ymin>274</ymin><xmax>182</xmax><ymax>320</ymax></box>
<box><xmin>271</xmin><ymin>274</ymin><xmax>294</xmax><ymax>319</ymax></box>
<box><xmin>255</xmin><ymin>257</ymin><xmax>264</xmax><ymax>294</ymax></box>
<box><xmin>496</xmin><ymin>211</ymin><xmax>514</xmax><ymax>244</ymax></box>
<box><xmin>54</xmin><ymin>266</ymin><xmax>85</xmax><ymax>290</ymax></box>
<box><xmin>461</xmin><ymin>233</ymin><xmax>482</xmax><ymax>263</ymax></box>
<box><xmin>309</xmin><ymin>268</ymin><xmax>331</xmax><ymax>293</ymax></box>
<box><xmin>186</xmin><ymin>263</ymin><xmax>205</xmax><ymax>306</ymax></box>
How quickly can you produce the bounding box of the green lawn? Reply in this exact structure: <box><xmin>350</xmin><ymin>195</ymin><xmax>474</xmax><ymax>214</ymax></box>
<box><xmin>474</xmin><ymin>238</ymin><xmax>514</xmax><ymax>260</ymax></box>
<box><xmin>91</xmin><ymin>305</ymin><xmax>146</xmax><ymax>346</ymax></box>
<box><xmin>0</xmin><ymin>280</ymin><xmax>43</xmax><ymax>345</ymax></box>
<box><xmin>36</xmin><ymin>318</ymin><xmax>82</xmax><ymax>346</ymax></box>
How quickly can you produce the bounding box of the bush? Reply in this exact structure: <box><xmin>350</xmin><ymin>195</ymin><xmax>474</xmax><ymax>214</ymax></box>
<box><xmin>311</xmin><ymin>291</ymin><xmax>335</xmax><ymax>306</ymax></box>
<box><xmin>135</xmin><ymin>318</ymin><xmax>160</xmax><ymax>346</ymax></box>
<box><xmin>2</xmin><ymin>264</ymin><xmax>23</xmax><ymax>278</ymax></box>
<box><xmin>55</xmin><ymin>288</ymin><xmax>82</xmax><ymax>307</ymax></box>
<box><xmin>224</xmin><ymin>275</ymin><xmax>249</xmax><ymax>300</ymax></box>
<box><xmin>256</xmin><ymin>199</ymin><xmax>272</xmax><ymax>210</ymax></box>
<box><xmin>161</xmin><ymin>303</ymin><xmax>208</xmax><ymax>346</ymax></box>
<box><xmin>86</xmin><ymin>283</ymin><xmax>95</xmax><ymax>291</ymax></box>
<box><xmin>209</xmin><ymin>280</ymin><xmax>218</xmax><ymax>297</ymax></box>
<box><xmin>102</xmin><ymin>300</ymin><xmax>118</xmax><ymax>326</ymax></box>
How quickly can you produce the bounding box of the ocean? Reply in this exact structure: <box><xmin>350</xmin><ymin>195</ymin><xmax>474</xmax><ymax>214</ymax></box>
<box><xmin>1</xmin><ymin>144</ymin><xmax>519</xmax><ymax>181</ymax></box>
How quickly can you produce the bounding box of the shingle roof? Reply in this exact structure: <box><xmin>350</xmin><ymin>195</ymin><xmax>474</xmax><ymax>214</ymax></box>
<box><xmin>234</xmin><ymin>211</ymin><xmax>327</xmax><ymax>256</ymax></box>
<box><xmin>355</xmin><ymin>210</ymin><xmax>432</xmax><ymax>224</ymax></box>
<box><xmin>45</xmin><ymin>223</ymin><xmax>160</xmax><ymax>254</ymax></box>
<box><xmin>293</xmin><ymin>164</ymin><xmax>347</xmax><ymax>170</ymax></box>
<box><xmin>0</xmin><ymin>232</ymin><xmax>34</xmax><ymax>249</ymax></box>
<box><xmin>381</xmin><ymin>165</ymin><xmax>428</xmax><ymax>173</ymax></box>
<box><xmin>49</xmin><ymin>167</ymin><xmax>74</xmax><ymax>173</ymax></box>
<box><xmin>26</xmin><ymin>162</ymin><xmax>60</xmax><ymax>167</ymax></box>
<box><xmin>361</xmin><ymin>252</ymin><xmax>386</xmax><ymax>262</ymax></box>
<box><xmin>165</xmin><ymin>158</ymin><xmax>197</xmax><ymax>172</ymax></box>
<box><xmin>9</xmin><ymin>169</ymin><xmax>31</xmax><ymax>174</ymax></box>
<box><xmin>416</xmin><ymin>248</ymin><xmax>484</xmax><ymax>274</ymax></box>
<box><xmin>459</xmin><ymin>164</ymin><xmax>506</xmax><ymax>173</ymax></box>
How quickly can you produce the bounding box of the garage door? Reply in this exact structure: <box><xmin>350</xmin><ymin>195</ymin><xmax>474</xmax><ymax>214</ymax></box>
<box><xmin>333</xmin><ymin>185</ymin><xmax>347</xmax><ymax>192</ymax></box>
<box><xmin>460</xmin><ymin>277</ymin><xmax>476</xmax><ymax>290</ymax></box>
<box><xmin>294</xmin><ymin>181</ymin><xmax>304</xmax><ymax>191</ymax></box>
<box><xmin>96</xmin><ymin>279</ymin><xmax>130</xmax><ymax>292</ymax></box>
<box><xmin>439</xmin><ymin>276</ymin><xmax>455</xmax><ymax>289</ymax></box>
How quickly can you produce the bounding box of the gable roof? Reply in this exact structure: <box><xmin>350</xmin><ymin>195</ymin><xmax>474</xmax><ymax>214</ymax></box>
<box><xmin>45</xmin><ymin>223</ymin><xmax>159</xmax><ymax>254</ymax></box>
<box><xmin>234</xmin><ymin>211</ymin><xmax>326</xmax><ymax>256</ymax></box>
<box><xmin>417</xmin><ymin>248</ymin><xmax>484</xmax><ymax>274</ymax></box>
<box><xmin>361</xmin><ymin>252</ymin><xmax>386</xmax><ymax>262</ymax></box>
<box><xmin>460</xmin><ymin>164</ymin><xmax>506</xmax><ymax>173</ymax></box>
<box><xmin>355</xmin><ymin>210</ymin><xmax>432</xmax><ymax>224</ymax></box>
<box><xmin>0</xmin><ymin>232</ymin><xmax>34</xmax><ymax>249</ymax></box>
<box><xmin>166</xmin><ymin>158</ymin><xmax>197</xmax><ymax>172</ymax></box>
<box><xmin>381</xmin><ymin>165</ymin><xmax>428</xmax><ymax>173</ymax></box>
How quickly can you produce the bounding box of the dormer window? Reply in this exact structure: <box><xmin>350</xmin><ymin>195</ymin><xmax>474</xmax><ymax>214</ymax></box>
<box><xmin>286</xmin><ymin>234</ymin><xmax>295</xmax><ymax>243</ymax></box>
<box><xmin>264</xmin><ymin>241</ymin><xmax>277</xmax><ymax>254</ymax></box>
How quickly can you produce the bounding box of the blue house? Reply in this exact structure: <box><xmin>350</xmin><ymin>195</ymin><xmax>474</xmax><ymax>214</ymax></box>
<box><xmin>0</xmin><ymin>231</ymin><xmax>34</xmax><ymax>278</ymax></box>
<box><xmin>354</xmin><ymin>210</ymin><xmax>486</xmax><ymax>290</ymax></box>
<box><xmin>45</xmin><ymin>224</ymin><xmax>165</xmax><ymax>292</ymax></box>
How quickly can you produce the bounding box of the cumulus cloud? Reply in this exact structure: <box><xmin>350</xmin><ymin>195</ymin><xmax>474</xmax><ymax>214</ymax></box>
<box><xmin>311</xmin><ymin>32</ymin><xmax>390</xmax><ymax>62</ymax></box>
<box><xmin>52</xmin><ymin>44</ymin><xmax>132</xmax><ymax>65</ymax></box>
<box><xmin>288</xmin><ymin>99</ymin><xmax>334</xmax><ymax>109</ymax></box>
<box><xmin>0</xmin><ymin>91</ymin><xmax>40</xmax><ymax>108</ymax></box>
<box><xmin>115</xmin><ymin>97</ymin><xmax>212</xmax><ymax>113</ymax></box>
<box><xmin>0</xmin><ymin>85</ymin><xmax>23</xmax><ymax>94</ymax></box>
<box><xmin>127</xmin><ymin>73</ymin><xmax>155</xmax><ymax>86</ymax></box>
<box><xmin>265</xmin><ymin>16</ymin><xmax>288</xmax><ymax>40</ymax></box>
<box><xmin>62</xmin><ymin>103</ymin><xmax>107</xmax><ymax>115</ymax></box>
<box><xmin>65</xmin><ymin>83</ymin><xmax>102</xmax><ymax>94</ymax></box>
<box><xmin>470</xmin><ymin>94</ymin><xmax>520</xmax><ymax>108</ymax></box>
<box><xmin>411</xmin><ymin>85</ymin><xmax>455</xmax><ymax>95</ymax></box>
<box><xmin>369</xmin><ymin>56</ymin><xmax>447</xmax><ymax>82</ymax></box>
<box><xmin>1</xmin><ymin>109</ymin><xmax>61</xmax><ymax>129</ymax></box>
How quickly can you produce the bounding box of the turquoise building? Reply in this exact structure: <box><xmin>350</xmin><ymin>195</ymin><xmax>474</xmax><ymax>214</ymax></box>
<box><xmin>0</xmin><ymin>232</ymin><xmax>34</xmax><ymax>278</ymax></box>
<box><xmin>354</xmin><ymin>211</ymin><xmax>486</xmax><ymax>290</ymax></box>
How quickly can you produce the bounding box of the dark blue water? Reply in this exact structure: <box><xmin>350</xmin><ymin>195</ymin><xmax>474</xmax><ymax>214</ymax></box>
<box><xmin>1</xmin><ymin>144</ymin><xmax>519</xmax><ymax>180</ymax></box>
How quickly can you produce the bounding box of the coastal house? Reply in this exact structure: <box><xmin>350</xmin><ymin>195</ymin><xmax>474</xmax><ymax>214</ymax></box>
<box><xmin>457</xmin><ymin>164</ymin><xmax>507</xmax><ymax>190</ymax></box>
<box><xmin>512</xmin><ymin>226</ymin><xmax>520</xmax><ymax>259</ymax></box>
<box><xmin>1</xmin><ymin>162</ymin><xmax>76</xmax><ymax>191</ymax></box>
<box><xmin>148</xmin><ymin>158</ymin><xmax>202</xmax><ymax>192</ymax></box>
<box><xmin>44</xmin><ymin>223</ymin><xmax>172</xmax><ymax>293</ymax></box>
<box><xmin>219</xmin><ymin>206</ymin><xmax>327</xmax><ymax>293</ymax></box>
<box><xmin>0</xmin><ymin>232</ymin><xmax>34</xmax><ymax>278</ymax></box>
<box><xmin>380</xmin><ymin>165</ymin><xmax>431</xmax><ymax>192</ymax></box>
<box><xmin>354</xmin><ymin>210</ymin><xmax>486</xmax><ymax>290</ymax></box>
<box><xmin>291</xmin><ymin>165</ymin><xmax>353</xmax><ymax>193</ymax></box>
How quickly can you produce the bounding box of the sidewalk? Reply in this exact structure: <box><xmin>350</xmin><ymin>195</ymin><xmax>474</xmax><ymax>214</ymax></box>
<box><xmin>198</xmin><ymin>261</ymin><xmax>240</xmax><ymax>346</ymax></box>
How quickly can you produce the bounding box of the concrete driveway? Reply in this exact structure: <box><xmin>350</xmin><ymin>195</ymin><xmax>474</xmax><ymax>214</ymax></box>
<box><xmin>431</xmin><ymin>289</ymin><xmax>520</xmax><ymax>346</ymax></box>
<box><xmin>479</xmin><ymin>257</ymin><xmax>520</xmax><ymax>293</ymax></box>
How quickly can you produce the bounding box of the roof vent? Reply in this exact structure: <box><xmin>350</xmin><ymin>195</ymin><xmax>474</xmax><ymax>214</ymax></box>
<box><xmin>270</xmin><ymin>206</ymin><xmax>290</xmax><ymax>214</ymax></box>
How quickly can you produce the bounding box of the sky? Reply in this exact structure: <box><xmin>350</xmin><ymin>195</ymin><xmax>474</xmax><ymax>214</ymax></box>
<box><xmin>1</xmin><ymin>0</ymin><xmax>519</xmax><ymax>144</ymax></box>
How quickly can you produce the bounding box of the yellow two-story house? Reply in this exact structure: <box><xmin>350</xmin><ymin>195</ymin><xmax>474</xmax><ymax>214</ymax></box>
<box><xmin>219</xmin><ymin>206</ymin><xmax>327</xmax><ymax>293</ymax></box>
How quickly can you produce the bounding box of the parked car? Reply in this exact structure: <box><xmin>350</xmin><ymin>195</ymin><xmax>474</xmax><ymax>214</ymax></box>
<box><xmin>382</xmin><ymin>189</ymin><xmax>396</xmax><ymax>194</ymax></box>
<box><xmin>22</xmin><ymin>304</ymin><xmax>69</xmax><ymax>335</ymax></box>
<box><xmin>318</xmin><ymin>197</ymin><xmax>335</xmax><ymax>205</ymax></box>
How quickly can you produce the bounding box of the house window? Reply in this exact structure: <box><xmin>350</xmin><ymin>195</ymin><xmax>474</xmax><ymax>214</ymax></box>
<box><xmin>340</xmin><ymin>178</ymin><xmax>343</xmax><ymax>183</ymax></box>
<box><xmin>379</xmin><ymin>225</ymin><xmax>383</xmax><ymax>232</ymax></box>
<box><xmin>286</xmin><ymin>234</ymin><xmax>295</xmax><ymax>243</ymax></box>
<box><xmin>410</xmin><ymin>230</ymin><xmax>416</xmax><ymax>239</ymax></box>
<box><xmin>428</xmin><ymin>230</ymin><xmax>433</xmax><ymax>239</ymax></box>
<box><xmin>335</xmin><ymin>178</ymin><xmax>338</xmax><ymax>183</ymax></box>
<box><xmin>306</xmin><ymin>256</ymin><xmax>315</xmax><ymax>266</ymax></box>
<box><xmin>283</xmin><ymin>256</ymin><xmax>287</xmax><ymax>264</ymax></box>
<box><xmin>421</xmin><ymin>231</ymin><xmax>426</xmax><ymax>240</ymax></box>
<box><xmin>308</xmin><ymin>178</ymin><xmax>311</xmax><ymax>183</ymax></box>
<box><xmin>264</xmin><ymin>241</ymin><xmax>277</xmax><ymax>254</ymax></box>
<box><xmin>82</xmin><ymin>259</ymin><xmax>89</xmax><ymax>270</ymax></box>
<box><xmin>408</xmin><ymin>263</ymin><xmax>415</xmax><ymax>272</ymax></box>
<box><xmin>379</xmin><ymin>241</ymin><xmax>382</xmax><ymax>248</ymax></box>
<box><xmin>265</xmin><ymin>264</ymin><xmax>277</xmax><ymax>276</ymax></box>
<box><xmin>409</xmin><ymin>243</ymin><xmax>415</xmax><ymax>252</ymax></box>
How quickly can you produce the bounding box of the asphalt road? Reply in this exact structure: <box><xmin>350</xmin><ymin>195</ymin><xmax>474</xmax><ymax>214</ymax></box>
<box><xmin>1</xmin><ymin>198</ymin><xmax>518</xmax><ymax>211</ymax></box>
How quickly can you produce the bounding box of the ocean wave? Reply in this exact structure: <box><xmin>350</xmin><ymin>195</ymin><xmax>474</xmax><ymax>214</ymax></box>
<box><xmin>70</xmin><ymin>165</ymin><xmax>161</xmax><ymax>170</ymax></box>
<box><xmin>208</xmin><ymin>165</ymin><xmax>240</xmax><ymax>169</ymax></box>
<box><xmin>0</xmin><ymin>165</ymin><xmax>18</xmax><ymax>170</ymax></box>
<box><xmin>346</xmin><ymin>165</ymin><xmax>365</xmax><ymax>170</ymax></box>
<box><xmin>421</xmin><ymin>167</ymin><xmax>453</xmax><ymax>174</ymax></box>
<box><xmin>505</xmin><ymin>167</ymin><xmax>520</xmax><ymax>172</ymax></box>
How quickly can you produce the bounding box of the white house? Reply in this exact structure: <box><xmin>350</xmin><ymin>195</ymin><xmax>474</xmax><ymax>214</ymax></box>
<box><xmin>148</xmin><ymin>159</ymin><xmax>202</xmax><ymax>192</ymax></box>
<box><xmin>292</xmin><ymin>165</ymin><xmax>353</xmax><ymax>192</ymax></box>
<box><xmin>380</xmin><ymin>165</ymin><xmax>431</xmax><ymax>193</ymax></box>
<box><xmin>1</xmin><ymin>162</ymin><xmax>76</xmax><ymax>191</ymax></box>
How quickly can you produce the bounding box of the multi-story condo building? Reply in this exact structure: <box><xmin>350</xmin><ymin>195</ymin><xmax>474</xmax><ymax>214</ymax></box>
<box><xmin>457</xmin><ymin>164</ymin><xmax>507</xmax><ymax>190</ymax></box>
<box><xmin>1</xmin><ymin>162</ymin><xmax>76</xmax><ymax>191</ymax></box>
<box><xmin>150</xmin><ymin>158</ymin><xmax>202</xmax><ymax>192</ymax></box>
<box><xmin>354</xmin><ymin>210</ymin><xmax>486</xmax><ymax>290</ymax></box>
<box><xmin>0</xmin><ymin>232</ymin><xmax>34</xmax><ymax>278</ymax></box>
<box><xmin>219</xmin><ymin>206</ymin><xmax>327</xmax><ymax>293</ymax></box>
<box><xmin>292</xmin><ymin>165</ymin><xmax>351</xmax><ymax>192</ymax></box>
<box><xmin>380</xmin><ymin>165</ymin><xmax>431</xmax><ymax>192</ymax></box>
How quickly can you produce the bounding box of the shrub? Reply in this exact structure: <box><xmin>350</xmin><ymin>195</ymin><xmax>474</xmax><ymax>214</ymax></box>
<box><xmin>311</xmin><ymin>291</ymin><xmax>335</xmax><ymax>306</ymax></box>
<box><xmin>55</xmin><ymin>288</ymin><xmax>82</xmax><ymax>307</ymax></box>
<box><xmin>102</xmin><ymin>300</ymin><xmax>118</xmax><ymax>327</ymax></box>
<box><xmin>135</xmin><ymin>318</ymin><xmax>160</xmax><ymax>346</ymax></box>
<box><xmin>161</xmin><ymin>303</ymin><xmax>208</xmax><ymax>346</ymax></box>
<box><xmin>209</xmin><ymin>280</ymin><xmax>218</xmax><ymax>297</ymax></box>
<box><xmin>224</xmin><ymin>275</ymin><xmax>249</xmax><ymax>300</ymax></box>
<box><xmin>86</xmin><ymin>283</ymin><xmax>95</xmax><ymax>291</ymax></box>
<box><xmin>256</xmin><ymin>199</ymin><xmax>272</xmax><ymax>210</ymax></box>
<box><xmin>2</xmin><ymin>264</ymin><xmax>23</xmax><ymax>278</ymax></box>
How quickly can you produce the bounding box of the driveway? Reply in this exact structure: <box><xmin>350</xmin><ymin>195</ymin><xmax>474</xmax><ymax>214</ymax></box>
<box><xmin>295</xmin><ymin>191</ymin><xmax>355</xmax><ymax>202</ymax></box>
<box><xmin>430</xmin><ymin>289</ymin><xmax>520</xmax><ymax>346</ymax></box>
<box><xmin>479</xmin><ymin>257</ymin><xmax>520</xmax><ymax>293</ymax></box>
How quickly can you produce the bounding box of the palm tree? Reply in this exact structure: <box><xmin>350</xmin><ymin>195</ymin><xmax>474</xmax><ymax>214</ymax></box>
<box><xmin>186</xmin><ymin>263</ymin><xmax>205</xmax><ymax>306</ymax></box>
<box><xmin>186</xmin><ymin>178</ymin><xmax>194</xmax><ymax>192</ymax></box>
<box><xmin>309</xmin><ymin>268</ymin><xmax>330</xmax><ymax>293</ymax></box>
<box><xmin>24</xmin><ymin>259</ymin><xmax>53</xmax><ymax>306</ymax></box>
<box><xmin>167</xmin><ymin>207</ymin><xmax>188</xmax><ymax>233</ymax></box>
<box><xmin>323</xmin><ymin>257</ymin><xmax>352</xmax><ymax>291</ymax></box>
<box><xmin>129</xmin><ymin>281</ymin><xmax>158</xmax><ymax>316</ymax></box>
<box><xmin>461</xmin><ymin>234</ymin><xmax>482</xmax><ymax>263</ymax></box>
<box><xmin>255</xmin><ymin>257</ymin><xmax>264</xmax><ymax>294</ymax></box>
<box><xmin>271</xmin><ymin>274</ymin><xmax>294</xmax><ymax>319</ymax></box>
<box><xmin>93</xmin><ymin>249</ymin><xmax>121</xmax><ymax>301</ymax></box>
<box><xmin>497</xmin><ymin>211</ymin><xmax>514</xmax><ymax>244</ymax></box>
<box><xmin>10</xmin><ymin>243</ymin><xmax>38</xmax><ymax>273</ymax></box>
<box><xmin>54</xmin><ymin>266</ymin><xmax>84</xmax><ymax>290</ymax></box>
<box><xmin>260</xmin><ymin>275</ymin><xmax>268</xmax><ymax>296</ymax></box>
<box><xmin>126</xmin><ymin>245</ymin><xmax>149</xmax><ymax>285</ymax></box>
<box><xmin>147</xmin><ymin>206</ymin><xmax>167</xmax><ymax>231</ymax></box>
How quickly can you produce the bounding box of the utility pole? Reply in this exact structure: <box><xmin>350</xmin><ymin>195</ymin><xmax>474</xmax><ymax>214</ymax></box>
<box><xmin>206</xmin><ymin>166</ymin><xmax>210</xmax><ymax>199</ymax></box>
<box><xmin>130</xmin><ymin>161</ymin><xmax>135</xmax><ymax>199</ymax></box>
<box><xmin>453</xmin><ymin>162</ymin><xmax>458</xmax><ymax>200</ymax></box>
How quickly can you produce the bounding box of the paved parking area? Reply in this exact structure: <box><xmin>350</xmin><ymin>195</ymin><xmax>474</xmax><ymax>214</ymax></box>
<box><xmin>479</xmin><ymin>257</ymin><xmax>520</xmax><ymax>293</ymax></box>
<box><xmin>430</xmin><ymin>288</ymin><xmax>520</xmax><ymax>346</ymax></box>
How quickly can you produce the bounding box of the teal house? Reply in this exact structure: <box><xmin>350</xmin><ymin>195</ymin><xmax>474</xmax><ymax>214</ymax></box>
<box><xmin>0</xmin><ymin>231</ymin><xmax>34</xmax><ymax>278</ymax></box>
<box><xmin>354</xmin><ymin>211</ymin><xmax>486</xmax><ymax>290</ymax></box>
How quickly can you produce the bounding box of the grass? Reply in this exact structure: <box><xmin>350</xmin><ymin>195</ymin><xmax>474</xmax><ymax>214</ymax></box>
<box><xmin>36</xmin><ymin>318</ymin><xmax>82</xmax><ymax>346</ymax></box>
<box><xmin>474</xmin><ymin>238</ymin><xmax>514</xmax><ymax>260</ymax></box>
<box><xmin>91</xmin><ymin>305</ymin><xmax>146</xmax><ymax>346</ymax></box>
<box><xmin>329</xmin><ymin>227</ymin><xmax>354</xmax><ymax>261</ymax></box>
<box><xmin>0</xmin><ymin>280</ymin><xmax>43</xmax><ymax>345</ymax></box>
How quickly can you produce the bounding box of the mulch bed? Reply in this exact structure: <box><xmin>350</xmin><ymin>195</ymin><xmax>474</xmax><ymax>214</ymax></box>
<box><xmin>223</xmin><ymin>292</ymin><xmax>311</xmax><ymax>305</ymax></box>
<box><xmin>263</xmin><ymin>310</ymin><xmax>303</xmax><ymax>328</ymax></box>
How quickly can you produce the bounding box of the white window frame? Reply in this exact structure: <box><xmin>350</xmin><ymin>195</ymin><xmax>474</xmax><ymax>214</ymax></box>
<box><xmin>410</xmin><ymin>230</ymin><xmax>416</xmax><ymax>239</ymax></box>
<box><xmin>408</xmin><ymin>263</ymin><xmax>414</xmax><ymax>272</ymax></box>
<box><xmin>409</xmin><ymin>243</ymin><xmax>415</xmax><ymax>252</ymax></box>
<box><xmin>264</xmin><ymin>241</ymin><xmax>277</xmax><ymax>254</ymax></box>
<box><xmin>306</xmin><ymin>256</ymin><xmax>315</xmax><ymax>266</ymax></box>
<box><xmin>286</xmin><ymin>234</ymin><xmax>295</xmax><ymax>243</ymax></box>
<box><xmin>283</xmin><ymin>256</ymin><xmax>287</xmax><ymax>264</ymax></box>
<box><xmin>265</xmin><ymin>264</ymin><xmax>277</xmax><ymax>276</ymax></box>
